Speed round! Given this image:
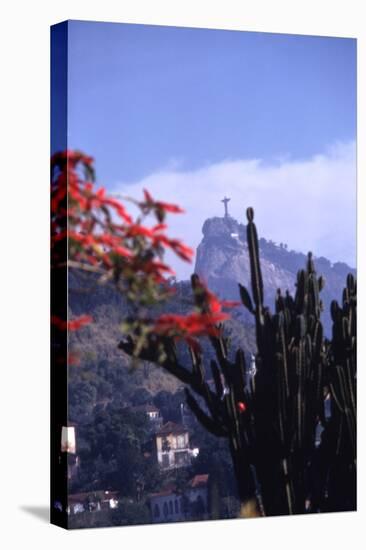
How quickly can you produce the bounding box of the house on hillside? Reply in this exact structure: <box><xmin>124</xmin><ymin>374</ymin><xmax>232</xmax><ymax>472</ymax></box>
<box><xmin>149</xmin><ymin>485</ymin><xmax>185</xmax><ymax>523</ymax></box>
<box><xmin>131</xmin><ymin>403</ymin><xmax>163</xmax><ymax>432</ymax></box>
<box><xmin>185</xmin><ymin>474</ymin><xmax>210</xmax><ymax>520</ymax></box>
<box><xmin>67</xmin><ymin>491</ymin><xmax>119</xmax><ymax>515</ymax></box>
<box><xmin>155</xmin><ymin>422</ymin><xmax>194</xmax><ymax>470</ymax></box>
<box><xmin>61</xmin><ymin>425</ymin><xmax>76</xmax><ymax>454</ymax></box>
<box><xmin>60</xmin><ymin>424</ymin><xmax>80</xmax><ymax>481</ymax></box>
<box><xmin>149</xmin><ymin>474</ymin><xmax>210</xmax><ymax>523</ymax></box>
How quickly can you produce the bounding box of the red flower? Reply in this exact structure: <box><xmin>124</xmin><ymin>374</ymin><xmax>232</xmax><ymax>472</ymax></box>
<box><xmin>236</xmin><ymin>402</ymin><xmax>247</xmax><ymax>413</ymax></box>
<box><xmin>149</xmin><ymin>278</ymin><xmax>239</xmax><ymax>348</ymax></box>
<box><xmin>102</xmin><ymin>197</ymin><xmax>132</xmax><ymax>223</ymax></box>
<box><xmin>126</xmin><ymin>224</ymin><xmax>155</xmax><ymax>238</ymax></box>
<box><xmin>68</xmin><ymin>352</ymin><xmax>81</xmax><ymax>366</ymax></box>
<box><xmin>51</xmin><ymin>150</ymin><xmax>94</xmax><ymax>167</ymax></box>
<box><xmin>156</xmin><ymin>201</ymin><xmax>185</xmax><ymax>214</ymax></box>
<box><xmin>51</xmin><ymin>229</ymin><xmax>68</xmax><ymax>244</ymax></box>
<box><xmin>142</xmin><ymin>189</ymin><xmax>185</xmax><ymax>214</ymax></box>
<box><xmin>142</xmin><ymin>261</ymin><xmax>175</xmax><ymax>276</ymax></box>
<box><xmin>51</xmin><ymin>314</ymin><xmax>93</xmax><ymax>331</ymax></box>
<box><xmin>143</xmin><ymin>189</ymin><xmax>153</xmax><ymax>202</ymax></box>
<box><xmin>113</xmin><ymin>246</ymin><xmax>133</xmax><ymax>258</ymax></box>
<box><xmin>51</xmin><ymin>315</ymin><xmax>67</xmax><ymax>330</ymax></box>
<box><xmin>153</xmin><ymin>310</ymin><xmax>229</xmax><ymax>338</ymax></box>
<box><xmin>67</xmin><ymin>315</ymin><xmax>93</xmax><ymax>331</ymax></box>
<box><xmin>152</xmin><ymin>223</ymin><xmax>168</xmax><ymax>232</ymax></box>
<box><xmin>165</xmin><ymin>239</ymin><xmax>194</xmax><ymax>262</ymax></box>
<box><xmin>51</xmin><ymin>149</ymin><xmax>236</xmax><ymax>350</ymax></box>
<box><xmin>96</xmin><ymin>187</ymin><xmax>106</xmax><ymax>200</ymax></box>
<box><xmin>51</xmin><ymin>186</ymin><xmax>67</xmax><ymax>213</ymax></box>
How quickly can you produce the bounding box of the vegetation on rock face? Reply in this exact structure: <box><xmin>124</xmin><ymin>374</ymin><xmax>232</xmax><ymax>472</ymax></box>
<box><xmin>195</xmin><ymin>215</ymin><xmax>356</xmax><ymax>336</ymax></box>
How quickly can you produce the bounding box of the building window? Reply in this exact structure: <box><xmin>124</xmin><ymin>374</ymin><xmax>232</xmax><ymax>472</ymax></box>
<box><xmin>73</xmin><ymin>503</ymin><xmax>84</xmax><ymax>514</ymax></box>
<box><xmin>174</xmin><ymin>500</ymin><xmax>179</xmax><ymax>514</ymax></box>
<box><xmin>154</xmin><ymin>504</ymin><xmax>160</xmax><ymax>518</ymax></box>
<box><xmin>162</xmin><ymin>454</ymin><xmax>170</xmax><ymax>468</ymax></box>
<box><xmin>174</xmin><ymin>451</ymin><xmax>188</xmax><ymax>466</ymax></box>
<box><xmin>169</xmin><ymin>501</ymin><xmax>173</xmax><ymax>514</ymax></box>
<box><xmin>163</xmin><ymin>502</ymin><xmax>168</xmax><ymax>517</ymax></box>
<box><xmin>177</xmin><ymin>435</ymin><xmax>185</xmax><ymax>449</ymax></box>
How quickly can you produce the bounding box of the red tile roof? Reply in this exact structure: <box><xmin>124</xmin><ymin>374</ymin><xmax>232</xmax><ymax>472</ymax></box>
<box><xmin>189</xmin><ymin>474</ymin><xmax>209</xmax><ymax>488</ymax></box>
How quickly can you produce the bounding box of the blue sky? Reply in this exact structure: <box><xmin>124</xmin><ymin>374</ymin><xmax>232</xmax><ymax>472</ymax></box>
<box><xmin>53</xmin><ymin>20</ymin><xmax>357</xmax><ymax>278</ymax></box>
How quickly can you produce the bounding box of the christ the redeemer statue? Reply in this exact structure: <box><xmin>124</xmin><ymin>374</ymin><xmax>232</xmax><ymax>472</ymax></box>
<box><xmin>221</xmin><ymin>196</ymin><xmax>231</xmax><ymax>218</ymax></box>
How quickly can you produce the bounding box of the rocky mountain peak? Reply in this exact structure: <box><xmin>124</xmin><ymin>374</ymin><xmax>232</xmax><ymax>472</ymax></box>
<box><xmin>201</xmin><ymin>216</ymin><xmax>244</xmax><ymax>240</ymax></box>
<box><xmin>195</xmin><ymin>215</ymin><xmax>294</xmax><ymax>301</ymax></box>
<box><xmin>194</xmin><ymin>214</ymin><xmax>356</xmax><ymax>335</ymax></box>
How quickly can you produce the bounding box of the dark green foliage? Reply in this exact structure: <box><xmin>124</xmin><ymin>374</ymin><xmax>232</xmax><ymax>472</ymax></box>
<box><xmin>190</xmin><ymin>419</ymin><xmax>238</xmax><ymax>504</ymax></box>
<box><xmin>71</xmin><ymin>404</ymin><xmax>161</xmax><ymax>498</ymax></box>
<box><xmin>131</xmin><ymin>387</ymin><xmax>153</xmax><ymax>406</ymax></box>
<box><xmin>153</xmin><ymin>389</ymin><xmax>187</xmax><ymax>423</ymax></box>
<box><xmin>68</xmin><ymin>500</ymin><xmax>151</xmax><ymax>529</ymax></box>
<box><xmin>110</xmin><ymin>500</ymin><xmax>151</xmax><ymax>526</ymax></box>
<box><xmin>69</xmin><ymin>381</ymin><xmax>97</xmax><ymax>422</ymax></box>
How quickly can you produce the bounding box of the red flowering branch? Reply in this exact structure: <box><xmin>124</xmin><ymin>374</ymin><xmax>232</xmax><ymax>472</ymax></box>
<box><xmin>152</xmin><ymin>276</ymin><xmax>240</xmax><ymax>350</ymax></box>
<box><xmin>51</xmin><ymin>151</ymin><xmax>193</xmax><ymax>288</ymax></box>
<box><xmin>51</xmin><ymin>315</ymin><xmax>93</xmax><ymax>332</ymax></box>
<box><xmin>51</xmin><ymin>149</ymin><xmax>235</xmax><ymax>354</ymax></box>
<box><xmin>140</xmin><ymin>189</ymin><xmax>185</xmax><ymax>222</ymax></box>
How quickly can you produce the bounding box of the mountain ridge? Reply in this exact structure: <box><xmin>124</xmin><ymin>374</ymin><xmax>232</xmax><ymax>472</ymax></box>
<box><xmin>194</xmin><ymin>214</ymin><xmax>356</xmax><ymax>335</ymax></box>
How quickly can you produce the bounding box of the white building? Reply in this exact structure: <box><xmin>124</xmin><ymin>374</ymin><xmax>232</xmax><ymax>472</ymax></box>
<box><xmin>67</xmin><ymin>491</ymin><xmax>119</xmax><ymax>515</ymax></box>
<box><xmin>150</xmin><ymin>486</ymin><xmax>185</xmax><ymax>523</ymax></box>
<box><xmin>155</xmin><ymin>422</ymin><xmax>192</xmax><ymax>470</ymax></box>
<box><xmin>131</xmin><ymin>403</ymin><xmax>163</xmax><ymax>431</ymax></box>
<box><xmin>149</xmin><ymin>474</ymin><xmax>210</xmax><ymax>523</ymax></box>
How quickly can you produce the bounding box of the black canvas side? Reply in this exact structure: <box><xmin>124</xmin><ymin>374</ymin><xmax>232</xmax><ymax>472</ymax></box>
<box><xmin>50</xmin><ymin>20</ymin><xmax>69</xmax><ymax>530</ymax></box>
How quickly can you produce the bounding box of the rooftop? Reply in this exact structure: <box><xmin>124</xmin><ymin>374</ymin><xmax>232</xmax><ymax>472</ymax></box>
<box><xmin>189</xmin><ymin>474</ymin><xmax>209</xmax><ymax>488</ymax></box>
<box><xmin>156</xmin><ymin>421</ymin><xmax>188</xmax><ymax>437</ymax></box>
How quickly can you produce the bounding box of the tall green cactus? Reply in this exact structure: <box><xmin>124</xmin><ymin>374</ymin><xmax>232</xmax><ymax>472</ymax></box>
<box><xmin>240</xmin><ymin>209</ymin><xmax>330</xmax><ymax>514</ymax></box>
<box><xmin>119</xmin><ymin>208</ymin><xmax>356</xmax><ymax>516</ymax></box>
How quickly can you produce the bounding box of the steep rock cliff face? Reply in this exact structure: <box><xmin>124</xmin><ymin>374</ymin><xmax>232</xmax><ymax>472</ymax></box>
<box><xmin>194</xmin><ymin>216</ymin><xmax>356</xmax><ymax>335</ymax></box>
<box><xmin>195</xmin><ymin>217</ymin><xmax>294</xmax><ymax>300</ymax></box>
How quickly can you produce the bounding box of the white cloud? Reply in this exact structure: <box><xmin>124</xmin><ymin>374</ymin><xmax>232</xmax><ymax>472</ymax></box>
<box><xmin>113</xmin><ymin>141</ymin><xmax>356</xmax><ymax>280</ymax></box>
